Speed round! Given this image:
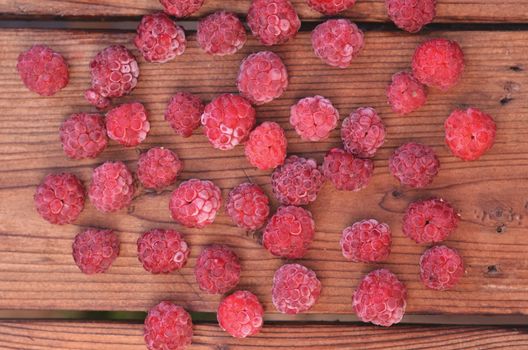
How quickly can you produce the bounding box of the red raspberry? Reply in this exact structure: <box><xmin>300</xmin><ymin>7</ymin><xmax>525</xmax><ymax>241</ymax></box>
<box><xmin>165</xmin><ymin>92</ymin><xmax>204</xmax><ymax>138</ymax></box>
<box><xmin>217</xmin><ymin>290</ymin><xmax>264</xmax><ymax>338</ymax></box>
<box><xmin>412</xmin><ymin>38</ymin><xmax>464</xmax><ymax>91</ymax></box>
<box><xmin>227</xmin><ymin>183</ymin><xmax>270</xmax><ymax>231</ymax></box>
<box><xmin>271</xmin><ymin>156</ymin><xmax>325</xmax><ymax>206</ymax></box>
<box><xmin>88</xmin><ymin>161</ymin><xmax>135</xmax><ymax>213</ymax></box>
<box><xmin>134</xmin><ymin>12</ymin><xmax>186</xmax><ymax>63</ymax></box>
<box><xmin>72</xmin><ymin>228</ymin><xmax>119</xmax><ymax>274</ymax></box>
<box><xmin>312</xmin><ymin>19</ymin><xmax>364</xmax><ymax>68</ymax></box>
<box><xmin>385</xmin><ymin>0</ymin><xmax>436</xmax><ymax>33</ymax></box>
<box><xmin>402</xmin><ymin>198</ymin><xmax>459</xmax><ymax>244</ymax></box>
<box><xmin>263</xmin><ymin>206</ymin><xmax>315</xmax><ymax>259</ymax></box>
<box><xmin>144</xmin><ymin>301</ymin><xmax>193</xmax><ymax>350</ymax></box>
<box><xmin>340</xmin><ymin>219</ymin><xmax>391</xmax><ymax>263</ymax></box>
<box><xmin>237</xmin><ymin>51</ymin><xmax>289</xmax><ymax>105</ymax></box>
<box><xmin>59</xmin><ymin>113</ymin><xmax>107</xmax><ymax>160</ymax></box>
<box><xmin>247</xmin><ymin>0</ymin><xmax>301</xmax><ymax>46</ymax></box>
<box><xmin>290</xmin><ymin>96</ymin><xmax>339</xmax><ymax>141</ymax></box>
<box><xmin>106</xmin><ymin>102</ymin><xmax>150</xmax><ymax>147</ymax></box>
<box><xmin>159</xmin><ymin>0</ymin><xmax>204</xmax><ymax>17</ymax></box>
<box><xmin>272</xmin><ymin>263</ymin><xmax>321</xmax><ymax>314</ymax></box>
<box><xmin>341</xmin><ymin>107</ymin><xmax>386</xmax><ymax>158</ymax></box>
<box><xmin>137</xmin><ymin>148</ymin><xmax>183</xmax><ymax>190</ymax></box>
<box><xmin>444</xmin><ymin>107</ymin><xmax>497</xmax><ymax>161</ymax></box>
<box><xmin>169</xmin><ymin>179</ymin><xmax>222</xmax><ymax>228</ymax></box>
<box><xmin>307</xmin><ymin>0</ymin><xmax>356</xmax><ymax>15</ymax></box>
<box><xmin>17</xmin><ymin>45</ymin><xmax>68</xmax><ymax>96</ymax></box>
<box><xmin>137</xmin><ymin>228</ymin><xmax>190</xmax><ymax>274</ymax></box>
<box><xmin>389</xmin><ymin>142</ymin><xmax>439</xmax><ymax>188</ymax></box>
<box><xmin>322</xmin><ymin>148</ymin><xmax>374</xmax><ymax>191</ymax></box>
<box><xmin>386</xmin><ymin>71</ymin><xmax>427</xmax><ymax>115</ymax></box>
<box><xmin>245</xmin><ymin>122</ymin><xmax>288</xmax><ymax>170</ymax></box>
<box><xmin>194</xmin><ymin>245</ymin><xmax>241</xmax><ymax>294</ymax></box>
<box><xmin>34</xmin><ymin>173</ymin><xmax>85</xmax><ymax>225</ymax></box>
<box><xmin>420</xmin><ymin>245</ymin><xmax>464</xmax><ymax>290</ymax></box>
<box><xmin>201</xmin><ymin>94</ymin><xmax>256</xmax><ymax>150</ymax></box>
<box><xmin>197</xmin><ymin>11</ymin><xmax>247</xmax><ymax>56</ymax></box>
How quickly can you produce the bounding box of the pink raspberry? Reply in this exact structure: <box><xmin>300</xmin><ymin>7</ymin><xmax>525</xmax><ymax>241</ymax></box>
<box><xmin>402</xmin><ymin>198</ymin><xmax>459</xmax><ymax>244</ymax></box>
<box><xmin>106</xmin><ymin>102</ymin><xmax>150</xmax><ymax>147</ymax></box>
<box><xmin>412</xmin><ymin>38</ymin><xmax>464</xmax><ymax>91</ymax></box>
<box><xmin>59</xmin><ymin>113</ymin><xmax>108</xmax><ymax>160</ymax></box>
<box><xmin>341</xmin><ymin>107</ymin><xmax>386</xmax><ymax>158</ymax></box>
<box><xmin>445</xmin><ymin>107</ymin><xmax>497</xmax><ymax>161</ymax></box>
<box><xmin>389</xmin><ymin>142</ymin><xmax>440</xmax><ymax>188</ymax></box>
<box><xmin>194</xmin><ymin>245</ymin><xmax>241</xmax><ymax>294</ymax></box>
<box><xmin>290</xmin><ymin>96</ymin><xmax>339</xmax><ymax>141</ymax></box>
<box><xmin>227</xmin><ymin>183</ymin><xmax>270</xmax><ymax>231</ymax></box>
<box><xmin>385</xmin><ymin>0</ymin><xmax>436</xmax><ymax>33</ymax></box>
<box><xmin>165</xmin><ymin>92</ymin><xmax>204</xmax><ymax>138</ymax></box>
<box><xmin>245</xmin><ymin>122</ymin><xmax>288</xmax><ymax>170</ymax></box>
<box><xmin>272</xmin><ymin>263</ymin><xmax>321</xmax><ymax>314</ymax></box>
<box><xmin>420</xmin><ymin>245</ymin><xmax>464</xmax><ymax>290</ymax></box>
<box><xmin>237</xmin><ymin>51</ymin><xmax>289</xmax><ymax>105</ymax></box>
<box><xmin>217</xmin><ymin>290</ymin><xmax>264</xmax><ymax>338</ymax></box>
<box><xmin>34</xmin><ymin>173</ymin><xmax>85</xmax><ymax>225</ymax></box>
<box><xmin>340</xmin><ymin>219</ymin><xmax>391</xmax><ymax>263</ymax></box>
<box><xmin>247</xmin><ymin>0</ymin><xmax>301</xmax><ymax>46</ymax></box>
<box><xmin>312</xmin><ymin>19</ymin><xmax>364</xmax><ymax>68</ymax></box>
<box><xmin>197</xmin><ymin>11</ymin><xmax>247</xmax><ymax>56</ymax></box>
<box><xmin>169</xmin><ymin>179</ymin><xmax>222</xmax><ymax>228</ymax></box>
<box><xmin>159</xmin><ymin>0</ymin><xmax>204</xmax><ymax>17</ymax></box>
<box><xmin>88</xmin><ymin>161</ymin><xmax>135</xmax><ymax>213</ymax></box>
<box><xmin>72</xmin><ymin>228</ymin><xmax>119</xmax><ymax>274</ymax></box>
<box><xmin>144</xmin><ymin>301</ymin><xmax>193</xmax><ymax>350</ymax></box>
<box><xmin>137</xmin><ymin>148</ymin><xmax>183</xmax><ymax>190</ymax></box>
<box><xmin>386</xmin><ymin>71</ymin><xmax>427</xmax><ymax>115</ymax></box>
<box><xmin>201</xmin><ymin>94</ymin><xmax>256</xmax><ymax>150</ymax></box>
<box><xmin>271</xmin><ymin>155</ymin><xmax>325</xmax><ymax>206</ymax></box>
<box><xmin>307</xmin><ymin>0</ymin><xmax>356</xmax><ymax>15</ymax></box>
<box><xmin>134</xmin><ymin>12</ymin><xmax>186</xmax><ymax>63</ymax></box>
<box><xmin>322</xmin><ymin>148</ymin><xmax>374</xmax><ymax>191</ymax></box>
<box><xmin>17</xmin><ymin>45</ymin><xmax>69</xmax><ymax>96</ymax></box>
<box><xmin>137</xmin><ymin>228</ymin><xmax>190</xmax><ymax>274</ymax></box>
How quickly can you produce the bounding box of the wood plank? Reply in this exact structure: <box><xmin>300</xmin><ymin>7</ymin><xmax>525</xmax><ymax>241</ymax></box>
<box><xmin>0</xmin><ymin>28</ymin><xmax>527</xmax><ymax>314</ymax></box>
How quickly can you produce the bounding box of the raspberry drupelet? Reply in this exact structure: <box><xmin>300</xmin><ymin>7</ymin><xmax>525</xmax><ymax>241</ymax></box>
<box><xmin>340</xmin><ymin>219</ymin><xmax>392</xmax><ymax>263</ymax></box>
<box><xmin>245</xmin><ymin>122</ymin><xmax>288</xmax><ymax>170</ymax></box>
<box><xmin>322</xmin><ymin>148</ymin><xmax>374</xmax><ymax>191</ymax></box>
<box><xmin>106</xmin><ymin>102</ymin><xmax>150</xmax><ymax>147</ymax></box>
<box><xmin>197</xmin><ymin>11</ymin><xmax>247</xmax><ymax>56</ymax></box>
<box><xmin>60</xmin><ymin>113</ymin><xmax>108</xmax><ymax>160</ymax></box>
<box><xmin>385</xmin><ymin>0</ymin><xmax>436</xmax><ymax>33</ymax></box>
<box><xmin>420</xmin><ymin>245</ymin><xmax>464</xmax><ymax>290</ymax></box>
<box><xmin>272</xmin><ymin>263</ymin><xmax>322</xmax><ymax>314</ymax></box>
<box><xmin>227</xmin><ymin>183</ymin><xmax>270</xmax><ymax>231</ymax></box>
<box><xmin>389</xmin><ymin>142</ymin><xmax>440</xmax><ymax>188</ymax></box>
<box><xmin>137</xmin><ymin>228</ymin><xmax>190</xmax><ymax>274</ymax></box>
<box><xmin>307</xmin><ymin>0</ymin><xmax>356</xmax><ymax>15</ymax></box>
<box><xmin>290</xmin><ymin>96</ymin><xmax>339</xmax><ymax>142</ymax></box>
<box><xmin>137</xmin><ymin>147</ymin><xmax>183</xmax><ymax>190</ymax></box>
<box><xmin>88</xmin><ymin>161</ymin><xmax>135</xmax><ymax>213</ymax></box>
<box><xmin>341</xmin><ymin>107</ymin><xmax>386</xmax><ymax>158</ymax></box>
<box><xmin>159</xmin><ymin>0</ymin><xmax>204</xmax><ymax>17</ymax></box>
<box><xmin>194</xmin><ymin>245</ymin><xmax>241</xmax><ymax>294</ymax></box>
<box><xmin>217</xmin><ymin>290</ymin><xmax>264</xmax><ymax>338</ymax></box>
<box><xmin>247</xmin><ymin>0</ymin><xmax>301</xmax><ymax>46</ymax></box>
<box><xmin>386</xmin><ymin>71</ymin><xmax>427</xmax><ymax>115</ymax></box>
<box><xmin>165</xmin><ymin>92</ymin><xmax>204</xmax><ymax>138</ymax></box>
<box><xmin>72</xmin><ymin>228</ymin><xmax>119</xmax><ymax>274</ymax></box>
<box><xmin>144</xmin><ymin>301</ymin><xmax>193</xmax><ymax>350</ymax></box>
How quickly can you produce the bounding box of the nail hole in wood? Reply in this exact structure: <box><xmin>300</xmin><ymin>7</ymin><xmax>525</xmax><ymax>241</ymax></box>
<box><xmin>487</xmin><ymin>265</ymin><xmax>500</xmax><ymax>275</ymax></box>
<box><xmin>500</xmin><ymin>97</ymin><xmax>513</xmax><ymax>105</ymax></box>
<box><xmin>510</xmin><ymin>65</ymin><xmax>523</xmax><ymax>72</ymax></box>
<box><xmin>496</xmin><ymin>224</ymin><xmax>506</xmax><ymax>234</ymax></box>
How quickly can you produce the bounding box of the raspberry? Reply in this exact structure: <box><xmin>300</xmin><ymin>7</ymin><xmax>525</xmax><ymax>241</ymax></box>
<box><xmin>444</xmin><ymin>107</ymin><xmax>497</xmax><ymax>161</ymax></box>
<box><xmin>420</xmin><ymin>245</ymin><xmax>464</xmax><ymax>290</ymax></box>
<box><xmin>290</xmin><ymin>96</ymin><xmax>339</xmax><ymax>141</ymax></box>
<box><xmin>137</xmin><ymin>228</ymin><xmax>190</xmax><ymax>274</ymax></box>
<box><xmin>307</xmin><ymin>0</ymin><xmax>356</xmax><ymax>15</ymax></box>
<box><xmin>217</xmin><ymin>290</ymin><xmax>264</xmax><ymax>338</ymax></box>
<box><xmin>412</xmin><ymin>38</ymin><xmax>464</xmax><ymax>91</ymax></box>
<box><xmin>197</xmin><ymin>11</ymin><xmax>247</xmax><ymax>56</ymax></box>
<box><xmin>194</xmin><ymin>245</ymin><xmax>241</xmax><ymax>294</ymax></box>
<box><xmin>385</xmin><ymin>0</ymin><xmax>436</xmax><ymax>33</ymax></box>
<box><xmin>341</xmin><ymin>107</ymin><xmax>386</xmax><ymax>158</ymax></box>
<box><xmin>17</xmin><ymin>45</ymin><xmax>69</xmax><ymax>96</ymax></box>
<box><xmin>106</xmin><ymin>102</ymin><xmax>150</xmax><ymax>147</ymax></box>
<box><xmin>137</xmin><ymin>147</ymin><xmax>183</xmax><ymax>190</ymax></box>
<box><xmin>272</xmin><ymin>263</ymin><xmax>321</xmax><ymax>314</ymax></box>
<box><xmin>340</xmin><ymin>219</ymin><xmax>391</xmax><ymax>263</ymax></box>
<box><xmin>263</xmin><ymin>206</ymin><xmax>315</xmax><ymax>259</ymax></box>
<box><xmin>134</xmin><ymin>12</ymin><xmax>186</xmax><ymax>63</ymax></box>
<box><xmin>322</xmin><ymin>148</ymin><xmax>374</xmax><ymax>191</ymax></box>
<box><xmin>88</xmin><ymin>161</ymin><xmax>135</xmax><ymax>213</ymax></box>
<box><xmin>159</xmin><ymin>0</ymin><xmax>204</xmax><ymax>17</ymax></box>
<box><xmin>312</xmin><ymin>19</ymin><xmax>364</xmax><ymax>68</ymax></box>
<box><xmin>72</xmin><ymin>228</ymin><xmax>119</xmax><ymax>274</ymax></box>
<box><xmin>271</xmin><ymin>155</ymin><xmax>325</xmax><ymax>206</ymax></box>
<box><xmin>402</xmin><ymin>198</ymin><xmax>459</xmax><ymax>244</ymax></box>
<box><xmin>389</xmin><ymin>142</ymin><xmax>440</xmax><ymax>188</ymax></box>
<box><xmin>144</xmin><ymin>301</ymin><xmax>193</xmax><ymax>350</ymax></box>
<box><xmin>227</xmin><ymin>183</ymin><xmax>270</xmax><ymax>231</ymax></box>
<box><xmin>386</xmin><ymin>71</ymin><xmax>427</xmax><ymax>115</ymax></box>
<box><xmin>165</xmin><ymin>92</ymin><xmax>204</xmax><ymax>138</ymax></box>
<box><xmin>245</xmin><ymin>122</ymin><xmax>288</xmax><ymax>170</ymax></box>
<box><xmin>59</xmin><ymin>113</ymin><xmax>107</xmax><ymax>160</ymax></box>
<box><xmin>169</xmin><ymin>179</ymin><xmax>222</xmax><ymax>228</ymax></box>
<box><xmin>247</xmin><ymin>0</ymin><xmax>301</xmax><ymax>46</ymax></box>
<box><xmin>34</xmin><ymin>173</ymin><xmax>85</xmax><ymax>225</ymax></box>
<box><xmin>237</xmin><ymin>51</ymin><xmax>289</xmax><ymax>105</ymax></box>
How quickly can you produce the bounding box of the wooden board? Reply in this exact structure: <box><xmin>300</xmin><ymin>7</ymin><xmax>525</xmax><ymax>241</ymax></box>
<box><xmin>0</xmin><ymin>28</ymin><xmax>528</xmax><ymax>314</ymax></box>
